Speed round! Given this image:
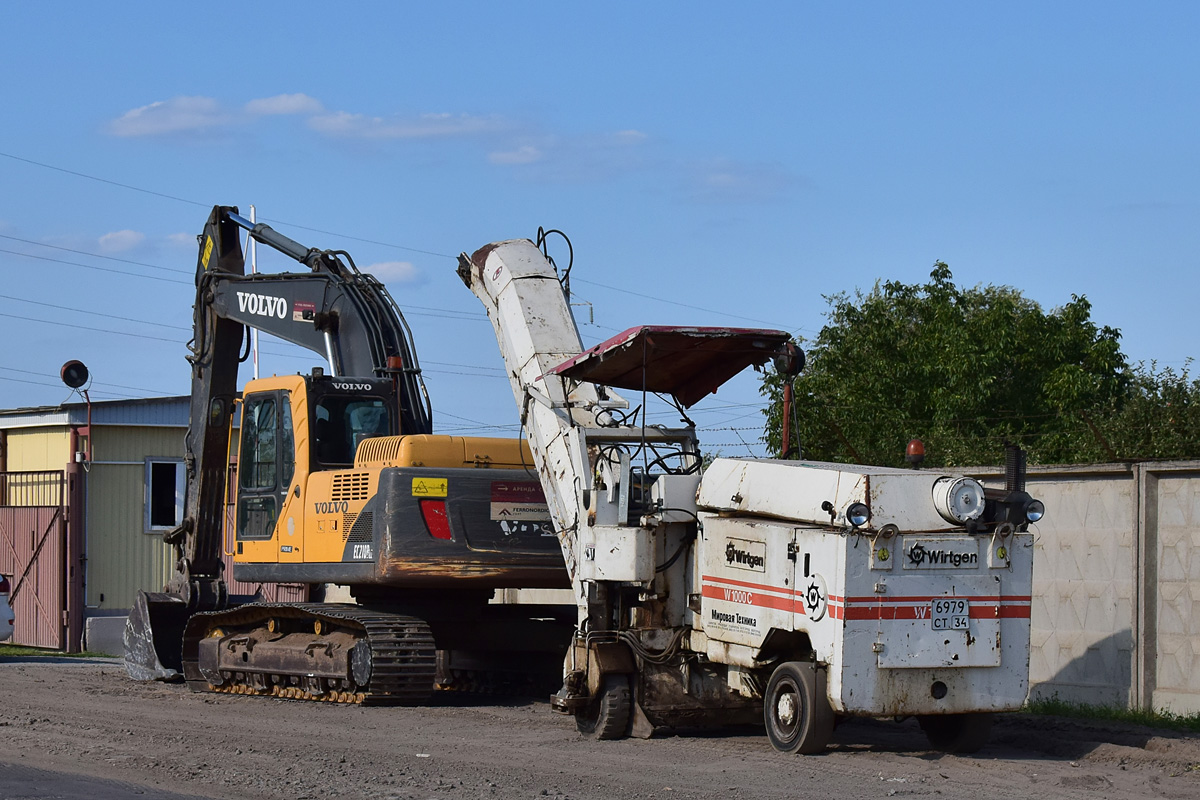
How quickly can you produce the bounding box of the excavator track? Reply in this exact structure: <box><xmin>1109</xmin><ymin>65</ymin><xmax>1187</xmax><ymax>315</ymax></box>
<box><xmin>181</xmin><ymin>603</ymin><xmax>436</xmax><ymax>706</ymax></box>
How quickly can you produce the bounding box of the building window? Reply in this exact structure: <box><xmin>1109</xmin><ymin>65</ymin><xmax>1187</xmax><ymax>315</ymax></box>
<box><xmin>145</xmin><ymin>458</ymin><xmax>185</xmax><ymax>533</ymax></box>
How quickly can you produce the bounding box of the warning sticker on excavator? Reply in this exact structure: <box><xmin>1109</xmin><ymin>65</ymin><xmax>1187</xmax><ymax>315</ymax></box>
<box><xmin>412</xmin><ymin>477</ymin><xmax>448</xmax><ymax>497</ymax></box>
<box><xmin>293</xmin><ymin>300</ymin><xmax>316</xmax><ymax>322</ymax></box>
<box><xmin>202</xmin><ymin>236</ymin><xmax>213</xmax><ymax>269</ymax></box>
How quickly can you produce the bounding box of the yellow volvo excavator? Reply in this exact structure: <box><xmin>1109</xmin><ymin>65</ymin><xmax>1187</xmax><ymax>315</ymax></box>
<box><xmin>124</xmin><ymin>206</ymin><xmax>569</xmax><ymax>704</ymax></box>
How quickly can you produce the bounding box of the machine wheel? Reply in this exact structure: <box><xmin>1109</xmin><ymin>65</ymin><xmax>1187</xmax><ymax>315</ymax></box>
<box><xmin>764</xmin><ymin>661</ymin><xmax>834</xmax><ymax>754</ymax></box>
<box><xmin>575</xmin><ymin>674</ymin><xmax>632</xmax><ymax>740</ymax></box>
<box><xmin>918</xmin><ymin>713</ymin><xmax>993</xmax><ymax>753</ymax></box>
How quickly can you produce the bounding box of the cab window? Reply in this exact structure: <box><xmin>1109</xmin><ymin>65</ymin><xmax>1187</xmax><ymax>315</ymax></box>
<box><xmin>237</xmin><ymin>391</ymin><xmax>296</xmax><ymax>542</ymax></box>
<box><xmin>314</xmin><ymin>396</ymin><xmax>391</xmax><ymax>466</ymax></box>
<box><xmin>241</xmin><ymin>396</ymin><xmax>277</xmax><ymax>490</ymax></box>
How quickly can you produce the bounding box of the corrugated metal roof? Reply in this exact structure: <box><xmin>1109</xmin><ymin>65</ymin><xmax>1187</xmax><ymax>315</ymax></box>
<box><xmin>0</xmin><ymin>396</ymin><xmax>189</xmax><ymax>430</ymax></box>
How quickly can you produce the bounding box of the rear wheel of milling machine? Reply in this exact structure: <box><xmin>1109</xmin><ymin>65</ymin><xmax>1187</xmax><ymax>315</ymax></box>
<box><xmin>575</xmin><ymin>674</ymin><xmax>632</xmax><ymax>740</ymax></box>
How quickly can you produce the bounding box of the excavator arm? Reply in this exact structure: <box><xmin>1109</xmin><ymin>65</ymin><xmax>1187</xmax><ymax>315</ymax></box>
<box><xmin>193</xmin><ymin>206</ymin><xmax>431</xmax><ymax>426</ymax></box>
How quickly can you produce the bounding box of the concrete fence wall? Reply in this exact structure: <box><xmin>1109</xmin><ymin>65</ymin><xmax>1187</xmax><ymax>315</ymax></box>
<box><xmin>969</xmin><ymin>460</ymin><xmax>1200</xmax><ymax>713</ymax></box>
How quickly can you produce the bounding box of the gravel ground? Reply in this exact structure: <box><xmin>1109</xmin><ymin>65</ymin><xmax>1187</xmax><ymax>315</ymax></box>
<box><xmin>1</xmin><ymin>656</ymin><xmax>1198</xmax><ymax>800</ymax></box>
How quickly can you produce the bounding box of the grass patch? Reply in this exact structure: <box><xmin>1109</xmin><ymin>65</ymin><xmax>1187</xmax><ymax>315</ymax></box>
<box><xmin>0</xmin><ymin>644</ymin><xmax>113</xmax><ymax>659</ymax></box>
<box><xmin>1026</xmin><ymin>697</ymin><xmax>1200</xmax><ymax>733</ymax></box>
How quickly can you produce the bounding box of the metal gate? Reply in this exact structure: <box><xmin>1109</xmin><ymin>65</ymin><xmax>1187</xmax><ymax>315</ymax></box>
<box><xmin>0</xmin><ymin>471</ymin><xmax>67</xmax><ymax>649</ymax></box>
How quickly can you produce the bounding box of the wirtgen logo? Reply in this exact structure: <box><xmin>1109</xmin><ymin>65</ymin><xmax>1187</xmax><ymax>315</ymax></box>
<box><xmin>906</xmin><ymin>542</ymin><xmax>978</xmax><ymax>568</ymax></box>
<box><xmin>725</xmin><ymin>539</ymin><xmax>766</xmax><ymax>572</ymax></box>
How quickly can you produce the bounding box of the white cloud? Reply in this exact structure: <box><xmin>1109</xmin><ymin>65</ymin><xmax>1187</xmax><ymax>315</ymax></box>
<box><xmin>245</xmin><ymin>93</ymin><xmax>324</xmax><ymax>116</ymax></box>
<box><xmin>308</xmin><ymin>111</ymin><xmax>506</xmax><ymax>140</ymax></box>
<box><xmin>489</xmin><ymin>145</ymin><xmax>543</xmax><ymax>165</ymax></box>
<box><xmin>102</xmin><ymin>96</ymin><xmax>690</xmax><ymax>196</ymax></box>
<box><xmin>107</xmin><ymin>95</ymin><xmax>512</xmax><ymax>150</ymax></box>
<box><xmin>363</xmin><ymin>260</ymin><xmax>419</xmax><ymax>283</ymax></box>
<box><xmin>488</xmin><ymin>130</ymin><xmax>653</xmax><ymax>183</ymax></box>
<box><xmin>612</xmin><ymin>129</ymin><xmax>648</xmax><ymax>143</ymax></box>
<box><xmin>108</xmin><ymin>96</ymin><xmax>229</xmax><ymax>137</ymax></box>
<box><xmin>167</xmin><ymin>232</ymin><xmax>196</xmax><ymax>248</ymax></box>
<box><xmin>686</xmin><ymin>159</ymin><xmax>801</xmax><ymax>204</ymax></box>
<box><xmin>98</xmin><ymin>230</ymin><xmax>145</xmax><ymax>252</ymax></box>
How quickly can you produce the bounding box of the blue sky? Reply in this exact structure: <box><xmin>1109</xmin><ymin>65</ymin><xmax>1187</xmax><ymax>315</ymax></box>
<box><xmin>2</xmin><ymin>3</ymin><xmax>1197</xmax><ymax>457</ymax></box>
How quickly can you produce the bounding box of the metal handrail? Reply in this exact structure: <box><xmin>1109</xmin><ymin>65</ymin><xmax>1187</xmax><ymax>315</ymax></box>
<box><xmin>0</xmin><ymin>470</ymin><xmax>65</xmax><ymax>508</ymax></box>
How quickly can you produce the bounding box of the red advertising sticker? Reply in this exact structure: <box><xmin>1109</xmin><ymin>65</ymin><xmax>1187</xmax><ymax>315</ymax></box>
<box><xmin>490</xmin><ymin>481</ymin><xmax>547</xmax><ymax>503</ymax></box>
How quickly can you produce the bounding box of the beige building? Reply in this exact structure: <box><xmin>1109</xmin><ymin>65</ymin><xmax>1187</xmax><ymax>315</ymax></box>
<box><xmin>0</xmin><ymin>396</ymin><xmax>187</xmax><ymax>652</ymax></box>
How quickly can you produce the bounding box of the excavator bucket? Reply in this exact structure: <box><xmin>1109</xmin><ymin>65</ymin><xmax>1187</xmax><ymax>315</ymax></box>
<box><xmin>123</xmin><ymin>590</ymin><xmax>189</xmax><ymax>681</ymax></box>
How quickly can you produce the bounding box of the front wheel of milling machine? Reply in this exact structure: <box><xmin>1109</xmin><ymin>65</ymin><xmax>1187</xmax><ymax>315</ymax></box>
<box><xmin>764</xmin><ymin>661</ymin><xmax>835</xmax><ymax>754</ymax></box>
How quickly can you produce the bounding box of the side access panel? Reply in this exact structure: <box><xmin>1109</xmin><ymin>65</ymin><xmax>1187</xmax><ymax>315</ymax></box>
<box><xmin>697</xmin><ymin>516</ymin><xmax>844</xmax><ymax>669</ymax></box>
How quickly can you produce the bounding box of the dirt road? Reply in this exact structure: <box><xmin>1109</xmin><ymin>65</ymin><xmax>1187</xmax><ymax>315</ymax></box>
<box><xmin>1</xmin><ymin>656</ymin><xmax>1198</xmax><ymax>800</ymax></box>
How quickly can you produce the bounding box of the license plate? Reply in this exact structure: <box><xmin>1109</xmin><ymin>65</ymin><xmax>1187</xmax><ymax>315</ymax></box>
<box><xmin>930</xmin><ymin>598</ymin><xmax>970</xmax><ymax>630</ymax></box>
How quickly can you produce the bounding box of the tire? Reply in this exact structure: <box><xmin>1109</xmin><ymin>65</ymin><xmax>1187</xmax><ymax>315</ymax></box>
<box><xmin>764</xmin><ymin>661</ymin><xmax>834</xmax><ymax>754</ymax></box>
<box><xmin>575</xmin><ymin>674</ymin><xmax>632</xmax><ymax>740</ymax></box>
<box><xmin>918</xmin><ymin>713</ymin><xmax>993</xmax><ymax>754</ymax></box>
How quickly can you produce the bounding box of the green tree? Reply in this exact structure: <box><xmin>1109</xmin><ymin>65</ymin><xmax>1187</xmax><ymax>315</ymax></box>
<box><xmin>1099</xmin><ymin>361</ymin><xmax>1200</xmax><ymax>461</ymax></box>
<box><xmin>761</xmin><ymin>264</ymin><xmax>1144</xmax><ymax>467</ymax></box>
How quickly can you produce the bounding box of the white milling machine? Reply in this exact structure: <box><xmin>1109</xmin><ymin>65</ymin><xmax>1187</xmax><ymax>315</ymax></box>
<box><xmin>457</xmin><ymin>239</ymin><xmax>1041</xmax><ymax>754</ymax></box>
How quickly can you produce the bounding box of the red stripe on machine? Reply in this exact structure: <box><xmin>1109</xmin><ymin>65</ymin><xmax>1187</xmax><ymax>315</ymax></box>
<box><xmin>701</xmin><ymin>576</ymin><xmax>1030</xmax><ymax>620</ymax></box>
<box><xmin>700</xmin><ymin>583</ymin><xmax>793</xmax><ymax>612</ymax></box>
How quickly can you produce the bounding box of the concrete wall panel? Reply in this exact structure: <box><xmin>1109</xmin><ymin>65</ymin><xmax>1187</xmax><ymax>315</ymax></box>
<box><xmin>1028</xmin><ymin>475</ymin><xmax>1134</xmax><ymax>706</ymax></box>
<box><xmin>1152</xmin><ymin>471</ymin><xmax>1200</xmax><ymax>712</ymax></box>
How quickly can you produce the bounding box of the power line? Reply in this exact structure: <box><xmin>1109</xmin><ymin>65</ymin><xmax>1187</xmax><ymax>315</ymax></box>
<box><xmin>0</xmin><ymin>288</ymin><xmax>491</xmax><ymax>343</ymax></box>
<box><xmin>0</xmin><ymin>233</ymin><xmax>191</xmax><ymax>275</ymax></box>
<box><xmin>424</xmin><ymin>360</ymin><xmax>504</xmax><ymax>373</ymax></box>
<box><xmin>0</xmin><ymin>236</ymin><xmax>484</xmax><ymax>314</ymax></box>
<box><xmin>0</xmin><ymin>311</ymin><xmax>181</xmax><ymax>343</ymax></box>
<box><xmin>3</xmin><ymin>148</ymin><xmax>817</xmax><ymax>335</ymax></box>
<box><xmin>0</xmin><ymin>372</ymin><xmax>166</xmax><ymax>401</ymax></box>
<box><xmin>0</xmin><ymin>365</ymin><xmax>174</xmax><ymax>396</ymax></box>
<box><xmin>0</xmin><ymin>293</ymin><xmax>190</xmax><ymax>332</ymax></box>
<box><xmin>572</xmin><ymin>276</ymin><xmax>814</xmax><ymax>333</ymax></box>
<box><xmin>398</xmin><ymin>304</ymin><xmax>486</xmax><ymax>319</ymax></box>
<box><xmin>0</xmin><ymin>372</ymin><xmax>147</xmax><ymax>401</ymax></box>
<box><xmin>0</xmin><ymin>150</ymin><xmax>449</xmax><ymax>259</ymax></box>
<box><xmin>253</xmin><ymin>347</ymin><xmax>506</xmax><ymax>376</ymax></box>
<box><xmin>434</xmin><ymin>409</ymin><xmax>518</xmax><ymax>429</ymax></box>
<box><xmin>259</xmin><ymin>219</ymin><xmax>455</xmax><ymax>259</ymax></box>
<box><xmin>436</xmin><ymin>423</ymin><xmax>522</xmax><ymax>434</ymax></box>
<box><xmin>0</xmin><ymin>247</ymin><xmax>192</xmax><ymax>285</ymax></box>
<box><xmin>0</xmin><ymin>151</ymin><xmax>209</xmax><ymax>209</ymax></box>
<box><xmin>397</xmin><ymin>311</ymin><xmax>490</xmax><ymax>323</ymax></box>
<box><xmin>422</xmin><ymin>370</ymin><xmax>509</xmax><ymax>380</ymax></box>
